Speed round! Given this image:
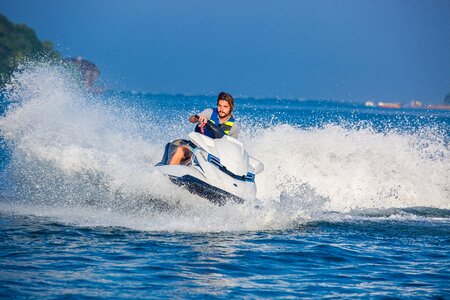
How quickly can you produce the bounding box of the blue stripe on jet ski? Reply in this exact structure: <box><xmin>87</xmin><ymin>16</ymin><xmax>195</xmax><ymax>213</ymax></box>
<box><xmin>207</xmin><ymin>154</ymin><xmax>255</xmax><ymax>182</ymax></box>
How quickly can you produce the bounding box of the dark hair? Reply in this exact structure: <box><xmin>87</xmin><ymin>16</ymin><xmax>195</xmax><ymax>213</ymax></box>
<box><xmin>217</xmin><ymin>92</ymin><xmax>234</xmax><ymax>111</ymax></box>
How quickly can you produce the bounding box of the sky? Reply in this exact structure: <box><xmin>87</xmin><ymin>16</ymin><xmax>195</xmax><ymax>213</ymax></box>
<box><xmin>1</xmin><ymin>0</ymin><xmax>449</xmax><ymax>103</ymax></box>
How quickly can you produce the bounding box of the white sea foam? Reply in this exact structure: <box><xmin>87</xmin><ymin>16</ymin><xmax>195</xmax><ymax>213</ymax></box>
<box><xmin>248</xmin><ymin>124</ymin><xmax>449</xmax><ymax>212</ymax></box>
<box><xmin>0</xmin><ymin>62</ymin><xmax>449</xmax><ymax>232</ymax></box>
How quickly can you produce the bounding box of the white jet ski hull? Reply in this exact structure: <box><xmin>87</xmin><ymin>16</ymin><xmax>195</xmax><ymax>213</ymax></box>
<box><xmin>156</xmin><ymin>132</ymin><xmax>263</xmax><ymax>206</ymax></box>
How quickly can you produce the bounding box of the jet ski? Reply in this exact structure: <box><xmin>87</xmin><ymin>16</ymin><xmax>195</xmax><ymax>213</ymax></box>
<box><xmin>156</xmin><ymin>116</ymin><xmax>264</xmax><ymax>205</ymax></box>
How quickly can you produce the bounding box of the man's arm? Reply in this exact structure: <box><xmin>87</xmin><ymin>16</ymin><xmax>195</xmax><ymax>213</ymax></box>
<box><xmin>228</xmin><ymin>122</ymin><xmax>239</xmax><ymax>138</ymax></box>
<box><xmin>189</xmin><ymin>108</ymin><xmax>213</xmax><ymax>124</ymax></box>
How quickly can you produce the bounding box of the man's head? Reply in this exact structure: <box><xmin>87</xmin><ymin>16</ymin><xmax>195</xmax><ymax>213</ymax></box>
<box><xmin>217</xmin><ymin>92</ymin><xmax>234</xmax><ymax>118</ymax></box>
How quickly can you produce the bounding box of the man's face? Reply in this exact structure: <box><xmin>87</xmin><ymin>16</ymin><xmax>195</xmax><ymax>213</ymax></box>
<box><xmin>217</xmin><ymin>100</ymin><xmax>231</xmax><ymax>118</ymax></box>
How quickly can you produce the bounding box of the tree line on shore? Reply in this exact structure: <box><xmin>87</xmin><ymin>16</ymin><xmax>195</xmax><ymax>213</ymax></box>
<box><xmin>0</xmin><ymin>14</ymin><xmax>99</xmax><ymax>88</ymax></box>
<box><xmin>0</xmin><ymin>14</ymin><xmax>60</xmax><ymax>80</ymax></box>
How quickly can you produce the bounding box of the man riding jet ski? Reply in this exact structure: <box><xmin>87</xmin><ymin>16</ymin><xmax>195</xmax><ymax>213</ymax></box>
<box><xmin>156</xmin><ymin>92</ymin><xmax>264</xmax><ymax>205</ymax></box>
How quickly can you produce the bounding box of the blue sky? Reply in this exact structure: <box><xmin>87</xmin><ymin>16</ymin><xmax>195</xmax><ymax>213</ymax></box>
<box><xmin>1</xmin><ymin>0</ymin><xmax>449</xmax><ymax>103</ymax></box>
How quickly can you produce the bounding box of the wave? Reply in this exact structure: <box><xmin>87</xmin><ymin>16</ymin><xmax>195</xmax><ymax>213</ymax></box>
<box><xmin>0</xmin><ymin>62</ymin><xmax>448</xmax><ymax>232</ymax></box>
<box><xmin>248</xmin><ymin>123</ymin><xmax>449</xmax><ymax>212</ymax></box>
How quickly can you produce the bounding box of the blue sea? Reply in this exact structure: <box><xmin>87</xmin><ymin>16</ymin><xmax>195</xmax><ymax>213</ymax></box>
<box><xmin>0</xmin><ymin>63</ymin><xmax>449</xmax><ymax>298</ymax></box>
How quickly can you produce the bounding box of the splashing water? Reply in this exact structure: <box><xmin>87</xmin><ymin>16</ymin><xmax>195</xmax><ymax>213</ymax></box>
<box><xmin>0</xmin><ymin>62</ymin><xmax>449</xmax><ymax>232</ymax></box>
<box><xmin>249</xmin><ymin>124</ymin><xmax>449</xmax><ymax>212</ymax></box>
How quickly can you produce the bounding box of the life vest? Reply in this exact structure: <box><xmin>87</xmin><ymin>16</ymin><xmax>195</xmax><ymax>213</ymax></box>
<box><xmin>195</xmin><ymin>109</ymin><xmax>235</xmax><ymax>138</ymax></box>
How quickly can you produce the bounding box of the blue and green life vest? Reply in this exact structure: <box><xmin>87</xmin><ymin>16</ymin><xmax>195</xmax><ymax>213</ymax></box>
<box><xmin>195</xmin><ymin>109</ymin><xmax>235</xmax><ymax>138</ymax></box>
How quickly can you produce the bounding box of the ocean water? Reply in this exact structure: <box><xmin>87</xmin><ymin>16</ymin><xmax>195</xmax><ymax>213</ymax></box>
<box><xmin>0</xmin><ymin>62</ymin><xmax>449</xmax><ymax>298</ymax></box>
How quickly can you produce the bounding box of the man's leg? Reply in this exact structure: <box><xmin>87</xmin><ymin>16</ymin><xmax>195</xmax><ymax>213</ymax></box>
<box><xmin>168</xmin><ymin>145</ymin><xmax>191</xmax><ymax>165</ymax></box>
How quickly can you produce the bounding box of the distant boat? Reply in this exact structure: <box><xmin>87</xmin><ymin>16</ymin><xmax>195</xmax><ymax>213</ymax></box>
<box><xmin>377</xmin><ymin>102</ymin><xmax>402</xmax><ymax>108</ymax></box>
<box><xmin>410</xmin><ymin>100</ymin><xmax>423</xmax><ymax>108</ymax></box>
<box><xmin>424</xmin><ymin>105</ymin><xmax>450</xmax><ymax>110</ymax></box>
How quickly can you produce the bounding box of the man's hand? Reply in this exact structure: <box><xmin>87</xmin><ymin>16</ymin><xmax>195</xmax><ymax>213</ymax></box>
<box><xmin>197</xmin><ymin>115</ymin><xmax>208</xmax><ymax>124</ymax></box>
<box><xmin>189</xmin><ymin>114</ymin><xmax>207</xmax><ymax>124</ymax></box>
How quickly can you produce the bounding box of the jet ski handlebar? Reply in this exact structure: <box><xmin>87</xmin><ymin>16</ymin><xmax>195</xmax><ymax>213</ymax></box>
<box><xmin>194</xmin><ymin>115</ymin><xmax>225</xmax><ymax>139</ymax></box>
